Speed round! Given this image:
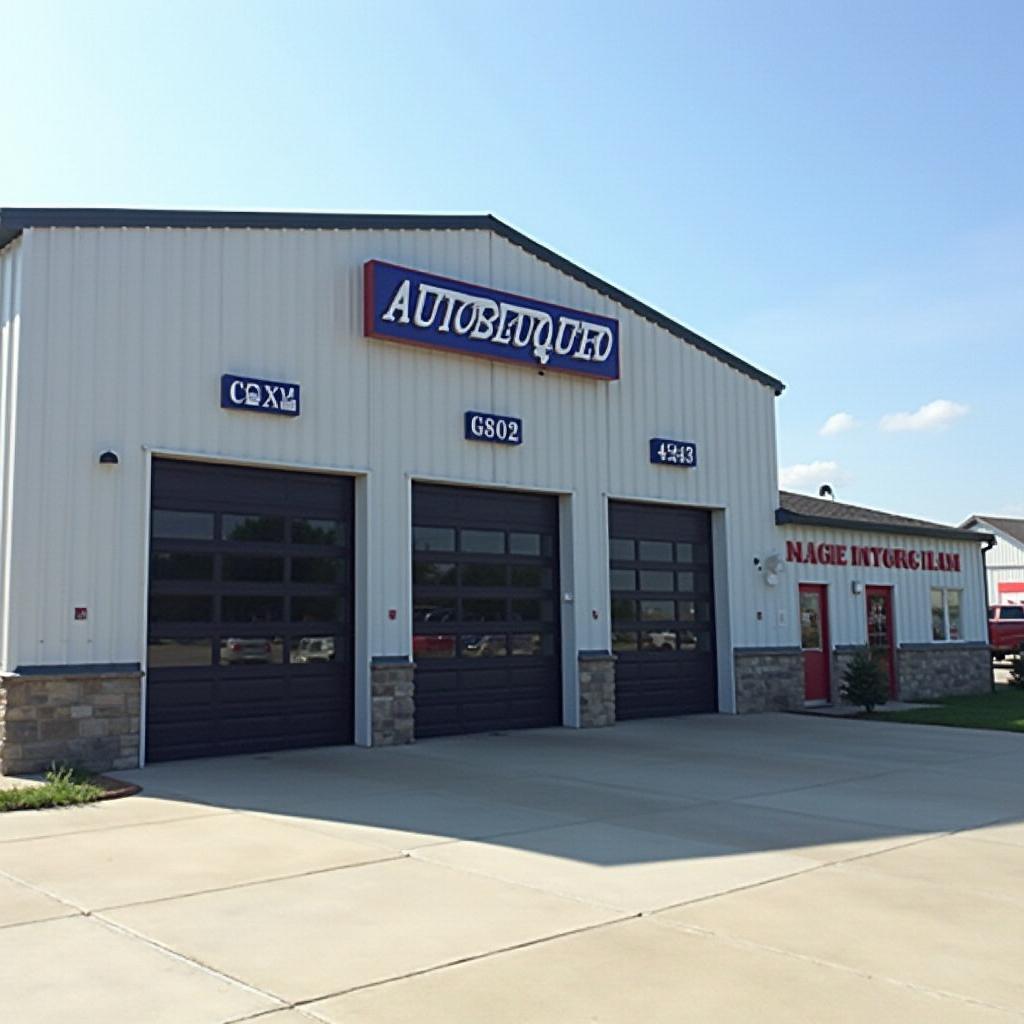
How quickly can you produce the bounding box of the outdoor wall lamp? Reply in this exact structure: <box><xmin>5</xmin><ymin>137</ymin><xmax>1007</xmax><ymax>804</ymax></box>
<box><xmin>98</xmin><ymin>450</ymin><xmax>120</xmax><ymax>466</ymax></box>
<box><xmin>851</xmin><ymin>580</ymin><xmax>864</xmax><ymax>595</ymax></box>
<box><xmin>755</xmin><ymin>553</ymin><xmax>785</xmax><ymax>587</ymax></box>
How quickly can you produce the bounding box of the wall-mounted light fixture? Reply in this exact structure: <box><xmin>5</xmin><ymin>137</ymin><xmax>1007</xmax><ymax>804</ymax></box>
<box><xmin>755</xmin><ymin>553</ymin><xmax>785</xmax><ymax>587</ymax></box>
<box><xmin>851</xmin><ymin>580</ymin><xmax>864</xmax><ymax>595</ymax></box>
<box><xmin>98</xmin><ymin>450</ymin><xmax>119</xmax><ymax>466</ymax></box>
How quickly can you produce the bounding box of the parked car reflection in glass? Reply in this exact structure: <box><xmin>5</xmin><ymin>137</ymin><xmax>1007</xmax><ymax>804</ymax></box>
<box><xmin>413</xmin><ymin>604</ymin><xmax>457</xmax><ymax>659</ymax></box>
<box><xmin>220</xmin><ymin>637</ymin><xmax>276</xmax><ymax>664</ymax></box>
<box><xmin>292</xmin><ymin>636</ymin><xmax>336</xmax><ymax>663</ymax></box>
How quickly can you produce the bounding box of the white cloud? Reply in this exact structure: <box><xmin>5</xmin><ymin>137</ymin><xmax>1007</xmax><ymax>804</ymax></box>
<box><xmin>819</xmin><ymin>412</ymin><xmax>857</xmax><ymax>437</ymax></box>
<box><xmin>879</xmin><ymin>399</ymin><xmax>968</xmax><ymax>433</ymax></box>
<box><xmin>779</xmin><ymin>460</ymin><xmax>848</xmax><ymax>491</ymax></box>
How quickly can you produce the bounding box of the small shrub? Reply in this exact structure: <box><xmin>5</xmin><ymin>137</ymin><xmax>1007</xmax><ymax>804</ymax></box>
<box><xmin>840</xmin><ymin>648</ymin><xmax>889</xmax><ymax>713</ymax></box>
<box><xmin>0</xmin><ymin>763</ymin><xmax>104</xmax><ymax>813</ymax></box>
<box><xmin>1008</xmin><ymin>649</ymin><xmax>1024</xmax><ymax>691</ymax></box>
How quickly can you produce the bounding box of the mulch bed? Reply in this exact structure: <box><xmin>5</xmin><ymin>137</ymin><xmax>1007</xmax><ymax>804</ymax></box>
<box><xmin>91</xmin><ymin>776</ymin><xmax>142</xmax><ymax>801</ymax></box>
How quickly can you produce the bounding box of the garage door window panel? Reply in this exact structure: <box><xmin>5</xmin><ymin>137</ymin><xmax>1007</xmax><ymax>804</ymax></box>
<box><xmin>221</xmin><ymin>595</ymin><xmax>284</xmax><ymax>623</ymax></box>
<box><xmin>219</xmin><ymin>637</ymin><xmax>284</xmax><ymax>665</ymax></box>
<box><xmin>461</xmin><ymin>598</ymin><xmax>507</xmax><ymax>622</ymax></box>
<box><xmin>291</xmin><ymin>518</ymin><xmax>346</xmax><ymax>546</ymax></box>
<box><xmin>612</xmin><ymin>631</ymin><xmax>639</xmax><ymax>651</ymax></box>
<box><xmin>460</xmin><ymin>529</ymin><xmax>505</xmax><ymax>554</ymax></box>
<box><xmin>413</xmin><ymin>561</ymin><xmax>458</xmax><ymax>586</ymax></box>
<box><xmin>509</xmin><ymin>532</ymin><xmax>545</xmax><ymax>556</ymax></box>
<box><xmin>461</xmin><ymin>563</ymin><xmax>508</xmax><ymax>587</ymax></box>
<box><xmin>151</xmin><ymin>552</ymin><xmax>215</xmax><ymax>581</ymax></box>
<box><xmin>222</xmin><ymin>555</ymin><xmax>285</xmax><ymax>582</ymax></box>
<box><xmin>509</xmin><ymin>565</ymin><xmax>552</xmax><ymax>588</ymax></box>
<box><xmin>291</xmin><ymin>557</ymin><xmax>345</xmax><ymax>584</ymax></box>
<box><xmin>148</xmin><ymin>638</ymin><xmax>215</xmax><ymax>668</ymax></box>
<box><xmin>153</xmin><ymin>510</ymin><xmax>215</xmax><ymax>540</ymax></box>
<box><xmin>289</xmin><ymin>635</ymin><xmax>342</xmax><ymax>664</ymax></box>
<box><xmin>150</xmin><ymin>595</ymin><xmax>215</xmax><ymax>623</ymax></box>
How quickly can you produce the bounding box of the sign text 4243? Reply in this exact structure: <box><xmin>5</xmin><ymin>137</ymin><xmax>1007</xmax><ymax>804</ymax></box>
<box><xmin>650</xmin><ymin>437</ymin><xmax>697</xmax><ymax>467</ymax></box>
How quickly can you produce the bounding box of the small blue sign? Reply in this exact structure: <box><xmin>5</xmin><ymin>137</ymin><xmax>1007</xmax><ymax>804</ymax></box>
<box><xmin>364</xmin><ymin>260</ymin><xmax>620</xmax><ymax>380</ymax></box>
<box><xmin>221</xmin><ymin>374</ymin><xmax>300</xmax><ymax>417</ymax></box>
<box><xmin>650</xmin><ymin>437</ymin><xmax>697</xmax><ymax>467</ymax></box>
<box><xmin>465</xmin><ymin>411</ymin><xmax>523</xmax><ymax>445</ymax></box>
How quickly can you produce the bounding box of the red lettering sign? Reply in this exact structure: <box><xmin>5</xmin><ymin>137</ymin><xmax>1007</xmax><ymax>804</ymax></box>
<box><xmin>784</xmin><ymin>542</ymin><xmax>961</xmax><ymax>573</ymax></box>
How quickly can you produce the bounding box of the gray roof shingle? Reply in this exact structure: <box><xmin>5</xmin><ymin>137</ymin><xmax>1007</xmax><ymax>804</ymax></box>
<box><xmin>777</xmin><ymin>491</ymin><xmax>992</xmax><ymax>544</ymax></box>
<box><xmin>961</xmin><ymin>516</ymin><xmax>1024</xmax><ymax>546</ymax></box>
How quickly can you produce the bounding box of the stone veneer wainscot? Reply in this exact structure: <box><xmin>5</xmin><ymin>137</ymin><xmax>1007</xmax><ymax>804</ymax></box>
<box><xmin>733</xmin><ymin>648</ymin><xmax>804</xmax><ymax>713</ymax></box>
<box><xmin>371</xmin><ymin>657</ymin><xmax>416</xmax><ymax>746</ymax></box>
<box><xmin>896</xmin><ymin>643</ymin><xmax>992</xmax><ymax>700</ymax></box>
<box><xmin>0</xmin><ymin>671</ymin><xmax>142</xmax><ymax>775</ymax></box>
<box><xmin>578</xmin><ymin>651</ymin><xmax>616</xmax><ymax>727</ymax></box>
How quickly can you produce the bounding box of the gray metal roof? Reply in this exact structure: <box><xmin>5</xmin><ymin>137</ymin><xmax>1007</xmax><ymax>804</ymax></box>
<box><xmin>961</xmin><ymin>516</ymin><xmax>1024</xmax><ymax>547</ymax></box>
<box><xmin>777</xmin><ymin>491</ymin><xmax>994</xmax><ymax>544</ymax></box>
<box><xmin>0</xmin><ymin>206</ymin><xmax>784</xmax><ymax>394</ymax></box>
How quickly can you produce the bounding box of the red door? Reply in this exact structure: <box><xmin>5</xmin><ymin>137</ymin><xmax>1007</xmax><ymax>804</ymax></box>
<box><xmin>866</xmin><ymin>586</ymin><xmax>897</xmax><ymax>697</ymax></box>
<box><xmin>799</xmin><ymin>584</ymin><xmax>830</xmax><ymax>702</ymax></box>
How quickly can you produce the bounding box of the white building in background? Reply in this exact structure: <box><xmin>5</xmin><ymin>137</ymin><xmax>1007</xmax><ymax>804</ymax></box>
<box><xmin>961</xmin><ymin>516</ymin><xmax>1024</xmax><ymax>605</ymax></box>
<box><xmin>0</xmin><ymin>208</ymin><xmax>994</xmax><ymax>774</ymax></box>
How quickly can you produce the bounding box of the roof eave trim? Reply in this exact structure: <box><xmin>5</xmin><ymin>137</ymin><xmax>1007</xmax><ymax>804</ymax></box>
<box><xmin>961</xmin><ymin>517</ymin><xmax>1024</xmax><ymax>550</ymax></box>
<box><xmin>0</xmin><ymin>207</ymin><xmax>785</xmax><ymax>394</ymax></box>
<box><xmin>775</xmin><ymin>508</ymin><xmax>995</xmax><ymax>545</ymax></box>
<box><xmin>0</xmin><ymin>227</ymin><xmax>22</xmax><ymax>253</ymax></box>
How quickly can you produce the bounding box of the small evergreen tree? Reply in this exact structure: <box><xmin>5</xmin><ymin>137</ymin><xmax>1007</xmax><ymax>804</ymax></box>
<box><xmin>1008</xmin><ymin>648</ymin><xmax>1024</xmax><ymax>691</ymax></box>
<box><xmin>840</xmin><ymin>648</ymin><xmax>889</xmax><ymax>713</ymax></box>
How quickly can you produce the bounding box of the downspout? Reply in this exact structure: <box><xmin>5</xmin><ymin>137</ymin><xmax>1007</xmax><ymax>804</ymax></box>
<box><xmin>981</xmin><ymin>535</ymin><xmax>996</xmax><ymax>692</ymax></box>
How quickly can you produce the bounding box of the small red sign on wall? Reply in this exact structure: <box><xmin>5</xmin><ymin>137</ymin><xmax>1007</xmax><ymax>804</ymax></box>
<box><xmin>74</xmin><ymin>607</ymin><xmax>88</xmax><ymax>621</ymax></box>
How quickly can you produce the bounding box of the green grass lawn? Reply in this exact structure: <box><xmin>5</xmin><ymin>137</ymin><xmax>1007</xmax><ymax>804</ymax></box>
<box><xmin>869</xmin><ymin>687</ymin><xmax>1024</xmax><ymax>733</ymax></box>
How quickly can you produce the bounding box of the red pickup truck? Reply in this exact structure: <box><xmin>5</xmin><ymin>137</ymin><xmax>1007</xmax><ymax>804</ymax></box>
<box><xmin>989</xmin><ymin>605</ymin><xmax>1024</xmax><ymax>659</ymax></box>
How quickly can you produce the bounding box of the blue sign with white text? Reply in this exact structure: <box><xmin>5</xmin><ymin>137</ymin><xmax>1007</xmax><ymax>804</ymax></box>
<box><xmin>464</xmin><ymin>411</ymin><xmax>523</xmax><ymax>446</ymax></box>
<box><xmin>221</xmin><ymin>374</ymin><xmax>300</xmax><ymax>417</ymax></box>
<box><xmin>364</xmin><ymin>260</ymin><xmax>620</xmax><ymax>380</ymax></box>
<box><xmin>650</xmin><ymin>437</ymin><xmax>697</xmax><ymax>467</ymax></box>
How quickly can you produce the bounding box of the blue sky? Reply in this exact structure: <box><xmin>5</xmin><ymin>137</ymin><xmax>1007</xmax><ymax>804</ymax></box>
<box><xmin>4</xmin><ymin>1</ymin><xmax>1022</xmax><ymax>524</ymax></box>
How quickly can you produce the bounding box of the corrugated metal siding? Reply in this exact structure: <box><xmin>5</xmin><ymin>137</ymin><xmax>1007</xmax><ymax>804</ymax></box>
<box><xmin>987</xmin><ymin>566</ymin><xmax>1024</xmax><ymax>603</ymax></box>
<box><xmin>985</xmin><ymin>532</ymin><xmax>1024</xmax><ymax>569</ymax></box>
<box><xmin>0</xmin><ymin>238</ymin><xmax>24</xmax><ymax>669</ymax></box>
<box><xmin>8</xmin><ymin>226</ymin><xmax>787</xmax><ymax>674</ymax></box>
<box><xmin>966</xmin><ymin>527</ymin><xmax>1024</xmax><ymax>603</ymax></box>
<box><xmin>781</xmin><ymin>525</ymin><xmax>988</xmax><ymax>645</ymax></box>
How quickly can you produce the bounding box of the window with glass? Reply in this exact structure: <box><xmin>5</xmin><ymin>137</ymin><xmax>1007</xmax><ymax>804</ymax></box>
<box><xmin>931</xmin><ymin>588</ymin><xmax>963</xmax><ymax>641</ymax></box>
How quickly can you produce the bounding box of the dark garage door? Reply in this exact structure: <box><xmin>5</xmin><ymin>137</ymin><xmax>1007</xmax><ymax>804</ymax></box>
<box><xmin>146</xmin><ymin>459</ymin><xmax>354</xmax><ymax>761</ymax></box>
<box><xmin>609</xmin><ymin>501</ymin><xmax>717</xmax><ymax>719</ymax></box>
<box><xmin>412</xmin><ymin>483</ymin><xmax>562</xmax><ymax>738</ymax></box>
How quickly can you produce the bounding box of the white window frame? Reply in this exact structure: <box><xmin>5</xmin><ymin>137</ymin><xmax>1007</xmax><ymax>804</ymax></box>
<box><xmin>930</xmin><ymin>587</ymin><xmax>962</xmax><ymax>642</ymax></box>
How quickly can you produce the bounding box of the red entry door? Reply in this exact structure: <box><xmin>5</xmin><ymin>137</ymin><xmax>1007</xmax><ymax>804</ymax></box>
<box><xmin>799</xmin><ymin>584</ymin><xmax>830</xmax><ymax>702</ymax></box>
<box><xmin>865</xmin><ymin>586</ymin><xmax>897</xmax><ymax>697</ymax></box>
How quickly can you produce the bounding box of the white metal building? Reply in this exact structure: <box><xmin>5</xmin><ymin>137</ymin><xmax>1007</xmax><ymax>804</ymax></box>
<box><xmin>961</xmin><ymin>516</ymin><xmax>1024</xmax><ymax>605</ymax></box>
<box><xmin>0</xmin><ymin>209</ymin><xmax>995</xmax><ymax>772</ymax></box>
<box><xmin>777</xmin><ymin>493</ymin><xmax>992</xmax><ymax>705</ymax></box>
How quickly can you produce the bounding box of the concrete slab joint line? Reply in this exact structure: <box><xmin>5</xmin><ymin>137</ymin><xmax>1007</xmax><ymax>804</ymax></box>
<box><xmin>733</xmin><ymin>650</ymin><xmax>803</xmax><ymax>713</ymax></box>
<box><xmin>0</xmin><ymin>672</ymin><xmax>143</xmax><ymax>774</ymax></box>
<box><xmin>578</xmin><ymin>651</ymin><xmax>616</xmax><ymax>728</ymax></box>
<box><xmin>371</xmin><ymin>659</ymin><xmax>416</xmax><ymax>746</ymax></box>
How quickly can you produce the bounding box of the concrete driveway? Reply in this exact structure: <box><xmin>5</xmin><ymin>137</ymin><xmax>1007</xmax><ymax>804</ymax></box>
<box><xmin>2</xmin><ymin>714</ymin><xmax>1023</xmax><ymax>1023</ymax></box>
